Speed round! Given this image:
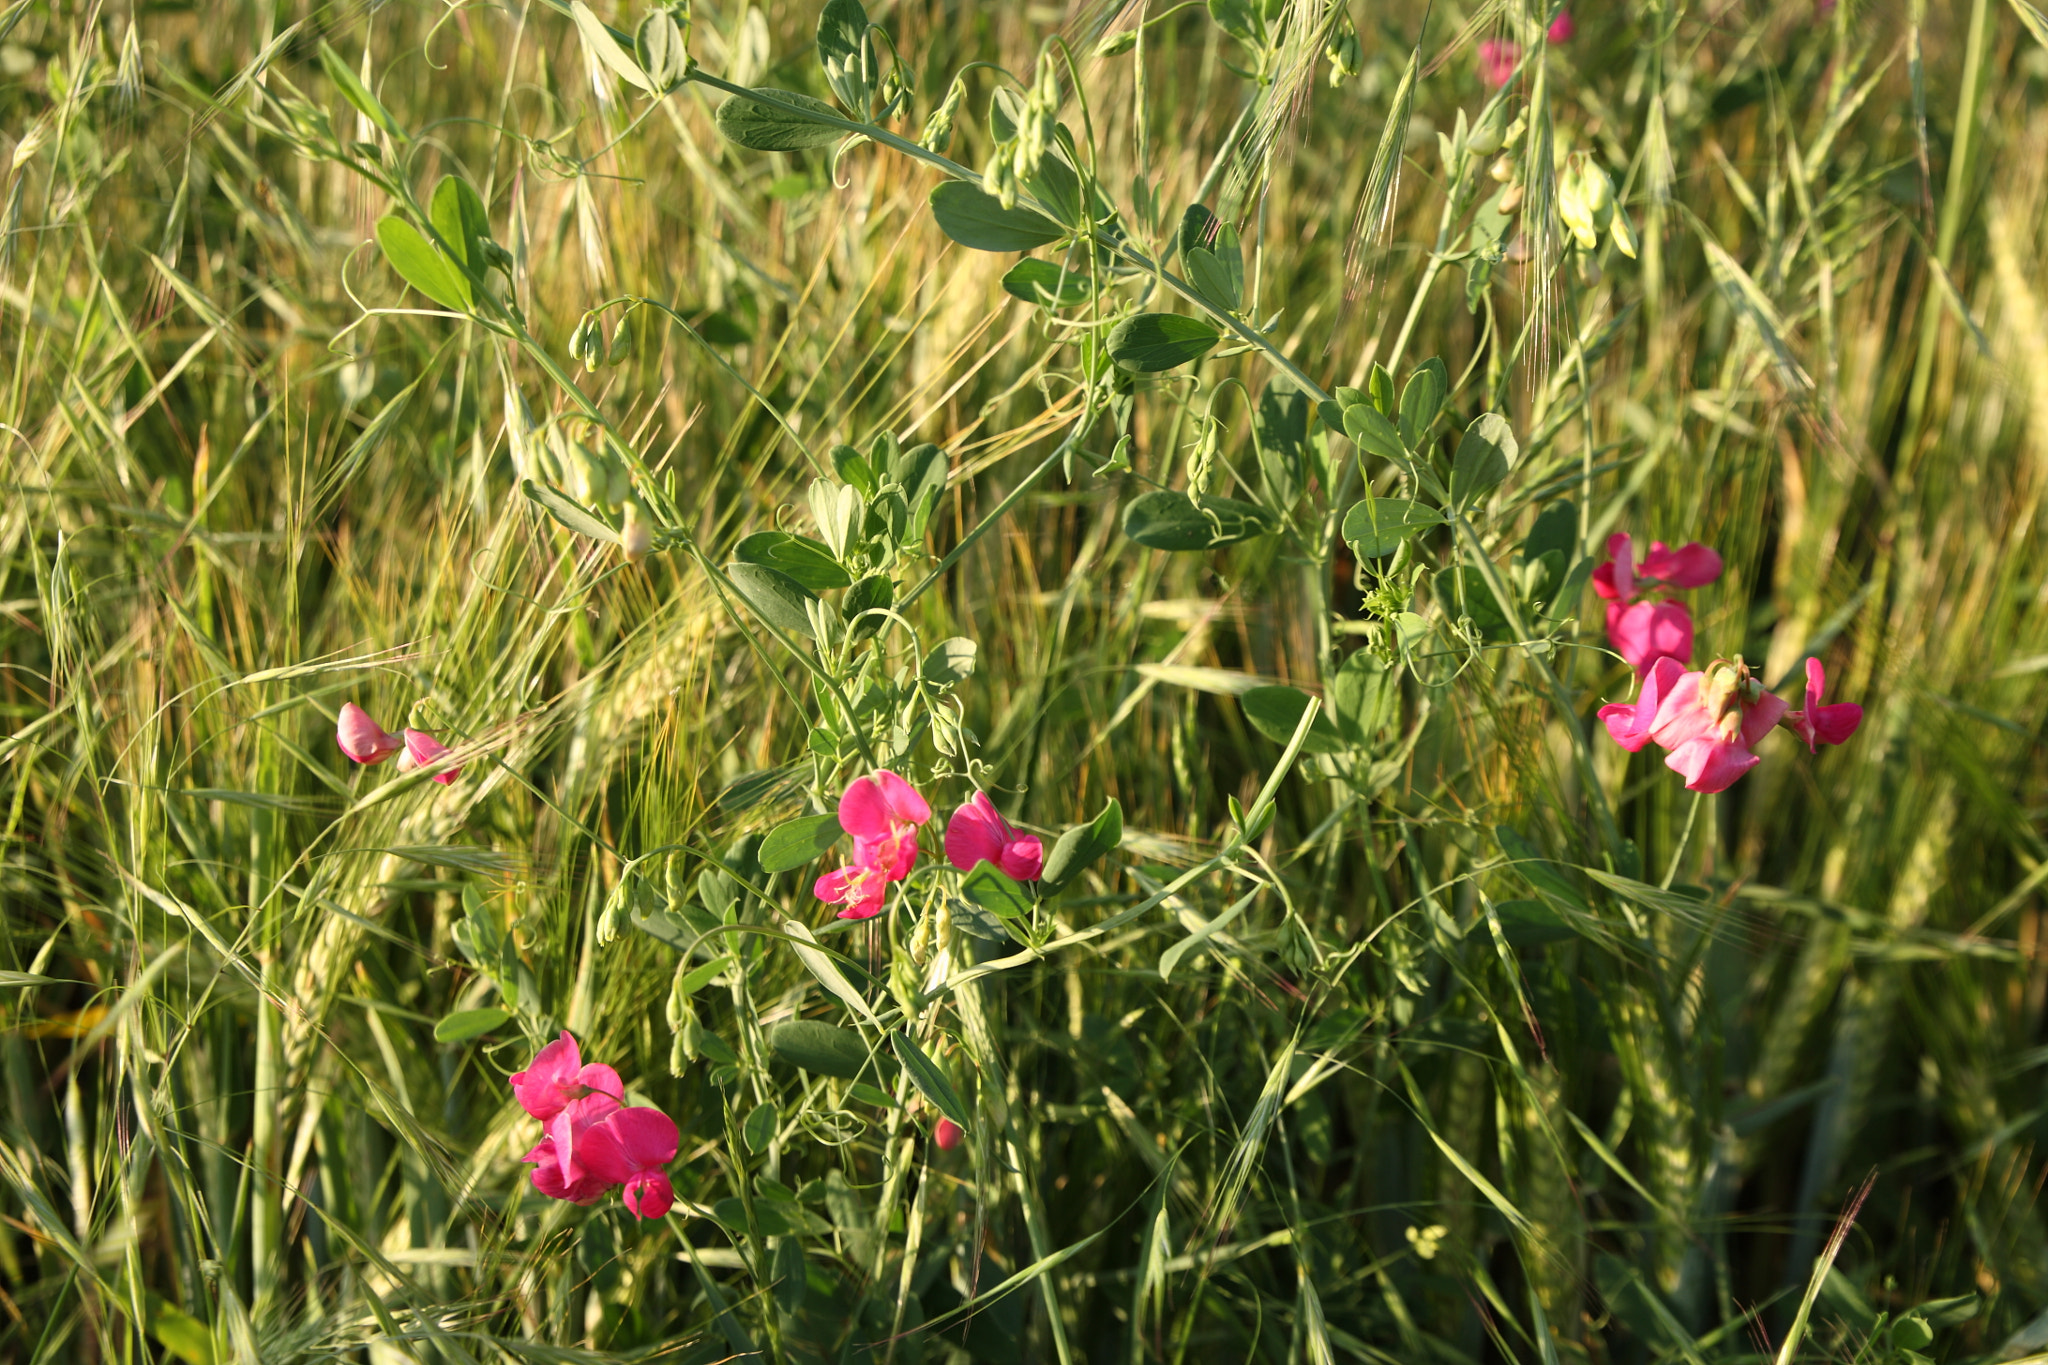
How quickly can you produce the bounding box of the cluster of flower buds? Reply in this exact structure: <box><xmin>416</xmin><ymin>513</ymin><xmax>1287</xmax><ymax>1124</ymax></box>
<box><xmin>1593</xmin><ymin>535</ymin><xmax>1862</xmax><ymax>792</ymax></box>
<box><xmin>568</xmin><ymin>310</ymin><xmax>632</xmax><ymax>373</ymax></box>
<box><xmin>512</xmin><ymin>1032</ymin><xmax>679</xmax><ymax>1219</ymax></box>
<box><xmin>1324</xmin><ymin>21</ymin><xmax>1363</xmax><ymax>88</ymax></box>
<box><xmin>336</xmin><ymin>702</ymin><xmax>462</xmax><ymax>783</ymax></box>
<box><xmin>1558</xmin><ymin>151</ymin><xmax>1636</xmax><ymax>258</ymax></box>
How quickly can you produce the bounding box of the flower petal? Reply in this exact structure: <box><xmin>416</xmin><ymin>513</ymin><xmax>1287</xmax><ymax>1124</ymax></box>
<box><xmin>1811</xmin><ymin>702</ymin><xmax>1863</xmax><ymax>748</ymax></box>
<box><xmin>403</xmin><ymin>729</ymin><xmax>461</xmax><ymax>784</ymax></box>
<box><xmin>1608</xmin><ymin>600</ymin><xmax>1694</xmax><ymax>673</ymax></box>
<box><xmin>999</xmin><ymin>836</ymin><xmax>1045</xmax><ymax>882</ymax></box>
<box><xmin>872</xmin><ymin>770</ymin><xmax>932</xmax><ymax>826</ymax></box>
<box><xmin>1647</xmin><ymin>671</ymin><xmax>1715</xmax><ymax>751</ymax></box>
<box><xmin>1665</xmin><ymin>736</ymin><xmax>1760</xmax><ymax>793</ymax></box>
<box><xmin>837</xmin><ymin>775</ymin><xmax>891</xmax><ymax>839</ymax></box>
<box><xmin>945</xmin><ymin>796</ymin><xmax>1007</xmax><ymax>872</ymax></box>
<box><xmin>622</xmin><ymin>1172</ymin><xmax>674</xmax><ymax>1219</ymax></box>
<box><xmin>1639</xmin><ymin>541</ymin><xmax>1722</xmax><ymax>589</ymax></box>
<box><xmin>1738</xmin><ymin>690</ymin><xmax>1789</xmax><ymax>749</ymax></box>
<box><xmin>337</xmin><ymin>703</ymin><xmax>403</xmax><ymax>764</ymax></box>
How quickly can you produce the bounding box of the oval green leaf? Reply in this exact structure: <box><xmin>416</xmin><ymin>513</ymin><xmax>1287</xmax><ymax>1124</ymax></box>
<box><xmin>521</xmin><ymin>478</ymin><xmax>618</xmax><ymax>544</ymax></box>
<box><xmin>1341</xmin><ymin>496</ymin><xmax>1441</xmax><ymax>559</ymax></box>
<box><xmin>921</xmin><ymin>637</ymin><xmax>978</xmax><ymax>684</ymax></box>
<box><xmin>714</xmin><ymin>88</ymin><xmax>846</xmax><ymax>150</ymax></box>
<box><xmin>735</xmin><ymin>531</ymin><xmax>853</xmax><ymax>591</ymax></box>
<box><xmin>1122</xmin><ymin>490</ymin><xmax>1275</xmax><ymax>551</ymax></box>
<box><xmin>1002</xmin><ymin>258</ymin><xmax>1096</xmax><ymax>308</ymax></box>
<box><xmin>960</xmin><ymin>862</ymin><xmax>1032</xmax><ymax>918</ymax></box>
<box><xmin>767</xmin><ymin>1018</ymin><xmax>880</xmax><ymax>1081</ymax></box>
<box><xmin>1240</xmin><ymin>685</ymin><xmax>1347</xmax><ymax>754</ymax></box>
<box><xmin>725</xmin><ymin>562</ymin><xmax>818</xmax><ymax>639</ymax></box>
<box><xmin>1451</xmin><ymin>412</ymin><xmax>1518</xmax><ymax>509</ymax></box>
<box><xmin>432</xmin><ymin>1007</ymin><xmax>511</xmax><ymax>1043</ymax></box>
<box><xmin>759</xmin><ymin>812</ymin><xmax>845</xmax><ymax>873</ymax></box>
<box><xmin>928</xmin><ymin>181</ymin><xmax>1064</xmax><ymax>252</ymax></box>
<box><xmin>1341</xmin><ymin>402</ymin><xmax>1405</xmax><ymax>461</ymax></box>
<box><xmin>891</xmin><ymin>1031</ymin><xmax>970</xmax><ymax>1127</ymax></box>
<box><xmin>1107</xmin><ymin>312</ymin><xmax>1221</xmax><ymax>372</ymax></box>
<box><xmin>375</xmin><ymin>216</ymin><xmax>468</xmax><ymax>310</ymax></box>
<box><xmin>1042</xmin><ymin>798</ymin><xmax>1122</xmax><ymax>891</ymax></box>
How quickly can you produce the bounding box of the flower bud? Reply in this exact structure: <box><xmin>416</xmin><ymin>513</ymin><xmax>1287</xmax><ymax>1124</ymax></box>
<box><xmin>622</xmin><ymin>499</ymin><xmax>654</xmax><ymax>562</ymax></box>
<box><xmin>1490</xmin><ymin>155</ymin><xmax>1516</xmax><ymax>184</ymax></box>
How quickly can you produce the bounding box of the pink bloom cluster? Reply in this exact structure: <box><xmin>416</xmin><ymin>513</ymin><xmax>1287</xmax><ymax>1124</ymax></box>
<box><xmin>512</xmin><ymin>1032</ymin><xmax>678</xmax><ymax>1219</ymax></box>
<box><xmin>336</xmin><ymin>702</ymin><xmax>462</xmax><ymax>783</ymax></box>
<box><xmin>1594</xmin><ymin>535</ymin><xmax>1864</xmax><ymax>793</ymax></box>
<box><xmin>1592</xmin><ymin>533</ymin><xmax>1723</xmax><ymax>672</ymax></box>
<box><xmin>1477</xmin><ymin>11</ymin><xmax>1573</xmax><ymax>87</ymax></box>
<box><xmin>813</xmin><ymin>773</ymin><xmax>1044</xmax><ymax>920</ymax></box>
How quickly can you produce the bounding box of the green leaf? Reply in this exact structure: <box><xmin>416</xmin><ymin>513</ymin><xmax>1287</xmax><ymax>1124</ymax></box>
<box><xmin>521</xmin><ymin>478</ymin><xmax>618</xmax><ymax>544</ymax></box>
<box><xmin>1002</xmin><ymin>258</ymin><xmax>1095</xmax><ymax>308</ymax></box>
<box><xmin>1523</xmin><ymin>500</ymin><xmax>1578</xmax><ymax>564</ymax></box>
<box><xmin>1107</xmin><ymin>312</ymin><xmax>1221</xmax><ymax>372</ymax></box>
<box><xmin>633</xmin><ymin>903</ymin><xmax>726</xmax><ymax>958</ymax></box>
<box><xmin>843</xmin><ymin>573</ymin><xmax>894</xmax><ymax>640</ymax></box>
<box><xmin>724</xmin><ymin>562</ymin><xmax>818</xmax><ymax>639</ymax></box>
<box><xmin>767</xmin><ymin>1018</ymin><xmax>878</xmax><ymax>1081</ymax></box>
<box><xmin>1329</xmin><ymin>651</ymin><xmax>1398</xmax><ymax>744</ymax></box>
<box><xmin>891</xmin><ymin>1031</ymin><xmax>970</xmax><ymax>1127</ymax></box>
<box><xmin>146</xmin><ymin>1295</ymin><xmax>217</xmax><ymax>1365</ymax></box>
<box><xmin>1342</xmin><ymin>402</ymin><xmax>1405</xmax><ymax>461</ymax></box>
<box><xmin>375</xmin><ymin>216</ymin><xmax>468</xmax><ymax>310</ymax></box>
<box><xmin>1341</xmin><ymin>496</ymin><xmax>1441</xmax><ymax>559</ymax></box>
<box><xmin>1042</xmin><ymin>799</ymin><xmax>1121</xmax><ymax>891</ymax></box>
<box><xmin>1122</xmin><ymin>490</ymin><xmax>1274</xmax><ymax>551</ymax></box>
<box><xmin>570</xmin><ymin>0</ymin><xmax>653</xmax><ymax>91</ymax></box>
<box><xmin>1450</xmin><ymin>413</ymin><xmax>1517</xmax><ymax>509</ymax></box>
<box><xmin>734</xmin><ymin>531</ymin><xmax>853</xmax><ymax>591</ymax></box>
<box><xmin>922</xmin><ymin>637</ymin><xmax>978</xmax><ymax>685</ymax></box>
<box><xmin>743</xmin><ymin>1101</ymin><xmax>779</xmax><ymax>1153</ymax></box>
<box><xmin>432</xmin><ymin>1007</ymin><xmax>512</xmax><ymax>1043</ymax></box>
<box><xmin>1182</xmin><ymin>220</ymin><xmax>1243</xmax><ymax>313</ymax></box>
<box><xmin>317</xmin><ymin>42</ymin><xmax>402</xmax><ymax>139</ymax></box>
<box><xmin>429</xmin><ymin>175</ymin><xmax>490</xmax><ymax>275</ymax></box>
<box><xmin>960</xmin><ymin>862</ymin><xmax>1033</xmax><ymax>918</ymax></box>
<box><xmin>1185</xmin><ymin>249</ymin><xmax>1238</xmax><ymax>313</ymax></box>
<box><xmin>1158</xmin><ymin>887</ymin><xmax>1258</xmax><ymax>983</ymax></box>
<box><xmin>1240</xmin><ymin>686</ymin><xmax>1346</xmax><ymax>754</ymax></box>
<box><xmin>1493</xmin><ymin>899</ymin><xmax>1574</xmax><ymax>947</ymax></box>
<box><xmin>636</xmin><ymin>12</ymin><xmax>687</xmax><ymax>89</ymax></box>
<box><xmin>1398</xmin><ymin>359</ymin><xmax>1447</xmax><ymax>447</ymax></box>
<box><xmin>816</xmin><ymin>0</ymin><xmax>875</xmax><ymax>115</ymax></box>
<box><xmin>713</xmin><ymin>89</ymin><xmax>846</xmax><ymax>150</ymax></box>
<box><xmin>759</xmin><ymin>813</ymin><xmax>845</xmax><ymax>873</ymax></box>
<box><xmin>928</xmin><ymin>181</ymin><xmax>1064</xmax><ymax>252</ymax></box>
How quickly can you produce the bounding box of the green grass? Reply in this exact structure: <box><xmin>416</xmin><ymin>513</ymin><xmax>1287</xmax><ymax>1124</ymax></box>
<box><xmin>3</xmin><ymin>0</ymin><xmax>2047</xmax><ymax>1361</ymax></box>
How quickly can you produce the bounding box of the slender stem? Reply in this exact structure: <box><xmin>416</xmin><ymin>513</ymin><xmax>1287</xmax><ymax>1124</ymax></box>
<box><xmin>1660</xmin><ymin>790</ymin><xmax>1703</xmax><ymax>890</ymax></box>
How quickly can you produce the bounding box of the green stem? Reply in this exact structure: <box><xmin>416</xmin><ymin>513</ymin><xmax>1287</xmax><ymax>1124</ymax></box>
<box><xmin>1660</xmin><ymin>790</ymin><xmax>1703</xmax><ymax>890</ymax></box>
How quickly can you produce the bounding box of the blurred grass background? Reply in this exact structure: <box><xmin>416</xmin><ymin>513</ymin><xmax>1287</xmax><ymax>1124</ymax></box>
<box><xmin>3</xmin><ymin>0</ymin><xmax>2048</xmax><ymax>1360</ymax></box>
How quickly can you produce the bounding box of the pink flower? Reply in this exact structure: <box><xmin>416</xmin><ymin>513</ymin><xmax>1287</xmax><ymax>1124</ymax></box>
<box><xmin>1598</xmin><ymin>656</ymin><xmax>1686</xmax><ymax>753</ymax></box>
<box><xmin>838</xmin><ymin>770</ymin><xmax>931</xmax><ymax>879</ymax></box>
<box><xmin>336</xmin><ymin>703</ymin><xmax>404</xmax><ymax>765</ymax></box>
<box><xmin>397</xmin><ymin>728</ymin><xmax>462</xmax><ymax>784</ymax></box>
<box><xmin>580</xmin><ymin>1106</ymin><xmax>679</xmax><ymax>1219</ymax></box>
<box><xmin>1781</xmin><ymin>657</ymin><xmax>1863</xmax><ymax>753</ymax></box>
<box><xmin>814</xmin><ymin>858</ymin><xmax>892</xmax><ymax>920</ymax></box>
<box><xmin>1592</xmin><ymin>533</ymin><xmax>1723</xmax><ymax>672</ymax></box>
<box><xmin>1478</xmin><ymin>37</ymin><xmax>1519</xmax><ymax>87</ymax></box>
<box><xmin>521</xmin><ymin>1097</ymin><xmax>621</xmax><ymax>1204</ymax></box>
<box><xmin>934</xmin><ymin>1117</ymin><xmax>964</xmax><ymax>1151</ymax></box>
<box><xmin>945</xmin><ymin>793</ymin><xmax>1044</xmax><ymax>881</ymax></box>
<box><xmin>1546</xmin><ymin>10</ymin><xmax>1575</xmax><ymax>41</ymax></box>
<box><xmin>510</xmin><ymin>1031</ymin><xmax>625</xmax><ymax>1122</ymax></box>
<box><xmin>1646</xmin><ymin>658</ymin><xmax>1788</xmax><ymax>793</ymax></box>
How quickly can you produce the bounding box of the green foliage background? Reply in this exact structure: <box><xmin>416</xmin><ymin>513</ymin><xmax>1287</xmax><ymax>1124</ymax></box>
<box><xmin>3</xmin><ymin>0</ymin><xmax>2047</xmax><ymax>1360</ymax></box>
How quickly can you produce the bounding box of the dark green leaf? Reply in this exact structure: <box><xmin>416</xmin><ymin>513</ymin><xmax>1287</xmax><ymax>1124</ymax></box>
<box><xmin>1107</xmin><ymin>312</ymin><xmax>1221</xmax><ymax>372</ymax></box>
<box><xmin>759</xmin><ymin>813</ymin><xmax>844</xmax><ymax>873</ymax></box>
<box><xmin>429</xmin><ymin>175</ymin><xmax>490</xmax><ymax>274</ymax></box>
<box><xmin>929</xmin><ymin>181</ymin><xmax>1064</xmax><ymax>252</ymax></box>
<box><xmin>1524</xmin><ymin>500</ymin><xmax>1578</xmax><ymax>564</ymax></box>
<box><xmin>960</xmin><ymin>862</ymin><xmax>1032</xmax><ymax>918</ymax></box>
<box><xmin>714</xmin><ymin>89</ymin><xmax>846</xmax><ymax>151</ymax></box>
<box><xmin>1002</xmin><ymin>258</ymin><xmax>1095</xmax><ymax>308</ymax></box>
<box><xmin>1185</xmin><ymin>249</ymin><xmax>1238</xmax><ymax>313</ymax></box>
<box><xmin>1329</xmin><ymin>651</ymin><xmax>1398</xmax><ymax>744</ymax></box>
<box><xmin>767</xmin><ymin>1018</ymin><xmax>880</xmax><ymax>1081</ymax></box>
<box><xmin>844</xmin><ymin>574</ymin><xmax>894</xmax><ymax>640</ymax></box>
<box><xmin>432</xmin><ymin>1007</ymin><xmax>511</xmax><ymax>1042</ymax></box>
<box><xmin>633</xmin><ymin>904</ymin><xmax>726</xmax><ymax>957</ymax></box>
<box><xmin>725</xmin><ymin>562</ymin><xmax>818</xmax><ymax>639</ymax></box>
<box><xmin>522</xmin><ymin>478</ymin><xmax>617</xmax><ymax>544</ymax></box>
<box><xmin>1398</xmin><ymin>359</ymin><xmax>1447</xmax><ymax>447</ymax></box>
<box><xmin>922</xmin><ymin>637</ymin><xmax>978</xmax><ymax>684</ymax></box>
<box><xmin>1450</xmin><ymin>412</ymin><xmax>1517</xmax><ymax>509</ymax></box>
<box><xmin>734</xmin><ymin>531</ymin><xmax>853</xmax><ymax>591</ymax></box>
<box><xmin>375</xmin><ymin>216</ymin><xmax>468</xmax><ymax>310</ymax></box>
<box><xmin>1178</xmin><ymin>203</ymin><xmax>1222</xmax><ymax>259</ymax></box>
<box><xmin>1240</xmin><ymin>685</ymin><xmax>1346</xmax><ymax>754</ymax></box>
<box><xmin>636</xmin><ymin>12</ymin><xmax>686</xmax><ymax>88</ymax></box>
<box><xmin>743</xmin><ymin>1101</ymin><xmax>778</xmax><ymax>1153</ymax></box>
<box><xmin>1341</xmin><ymin>496</ymin><xmax>1441</xmax><ymax>559</ymax></box>
<box><xmin>1342</xmin><ymin>402</ymin><xmax>1405</xmax><ymax>461</ymax></box>
<box><xmin>892</xmin><ymin>1032</ymin><xmax>970</xmax><ymax>1127</ymax></box>
<box><xmin>1494</xmin><ymin>899</ymin><xmax>1573</xmax><ymax>947</ymax></box>
<box><xmin>1122</xmin><ymin>490</ymin><xmax>1274</xmax><ymax>551</ymax></box>
<box><xmin>1042</xmin><ymin>799</ymin><xmax>1122</xmax><ymax>890</ymax></box>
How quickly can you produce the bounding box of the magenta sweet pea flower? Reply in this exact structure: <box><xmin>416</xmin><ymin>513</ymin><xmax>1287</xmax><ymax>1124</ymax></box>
<box><xmin>1781</xmin><ymin>657</ymin><xmax>1863</xmax><ymax>753</ymax></box>
<box><xmin>1646</xmin><ymin>657</ymin><xmax>1788</xmax><ymax>793</ymax></box>
<box><xmin>945</xmin><ymin>793</ymin><xmax>1044</xmax><ymax>881</ymax></box>
<box><xmin>815</xmin><ymin>857</ymin><xmax>893</xmax><ymax>920</ymax></box>
<box><xmin>337</xmin><ymin>703</ymin><xmax>405</xmax><ymax>765</ymax></box>
<box><xmin>1546</xmin><ymin>9</ymin><xmax>1576</xmax><ymax>41</ymax></box>
<box><xmin>934</xmin><ymin>1117</ymin><xmax>964</xmax><ymax>1151</ymax></box>
<box><xmin>838</xmin><ymin>770</ymin><xmax>931</xmax><ymax>879</ymax></box>
<box><xmin>1478</xmin><ymin>37</ymin><xmax>1519</xmax><ymax>87</ymax></box>
<box><xmin>521</xmin><ymin>1096</ymin><xmax>623</xmax><ymax>1203</ymax></box>
<box><xmin>510</xmin><ymin>1031</ymin><xmax>624</xmax><ymax>1122</ymax></box>
<box><xmin>580</xmin><ymin>1106</ymin><xmax>679</xmax><ymax>1219</ymax></box>
<box><xmin>1598</xmin><ymin>656</ymin><xmax>1687</xmax><ymax>753</ymax></box>
<box><xmin>1592</xmin><ymin>532</ymin><xmax>1724</xmax><ymax>672</ymax></box>
<box><xmin>398</xmin><ymin>728</ymin><xmax>462</xmax><ymax>784</ymax></box>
